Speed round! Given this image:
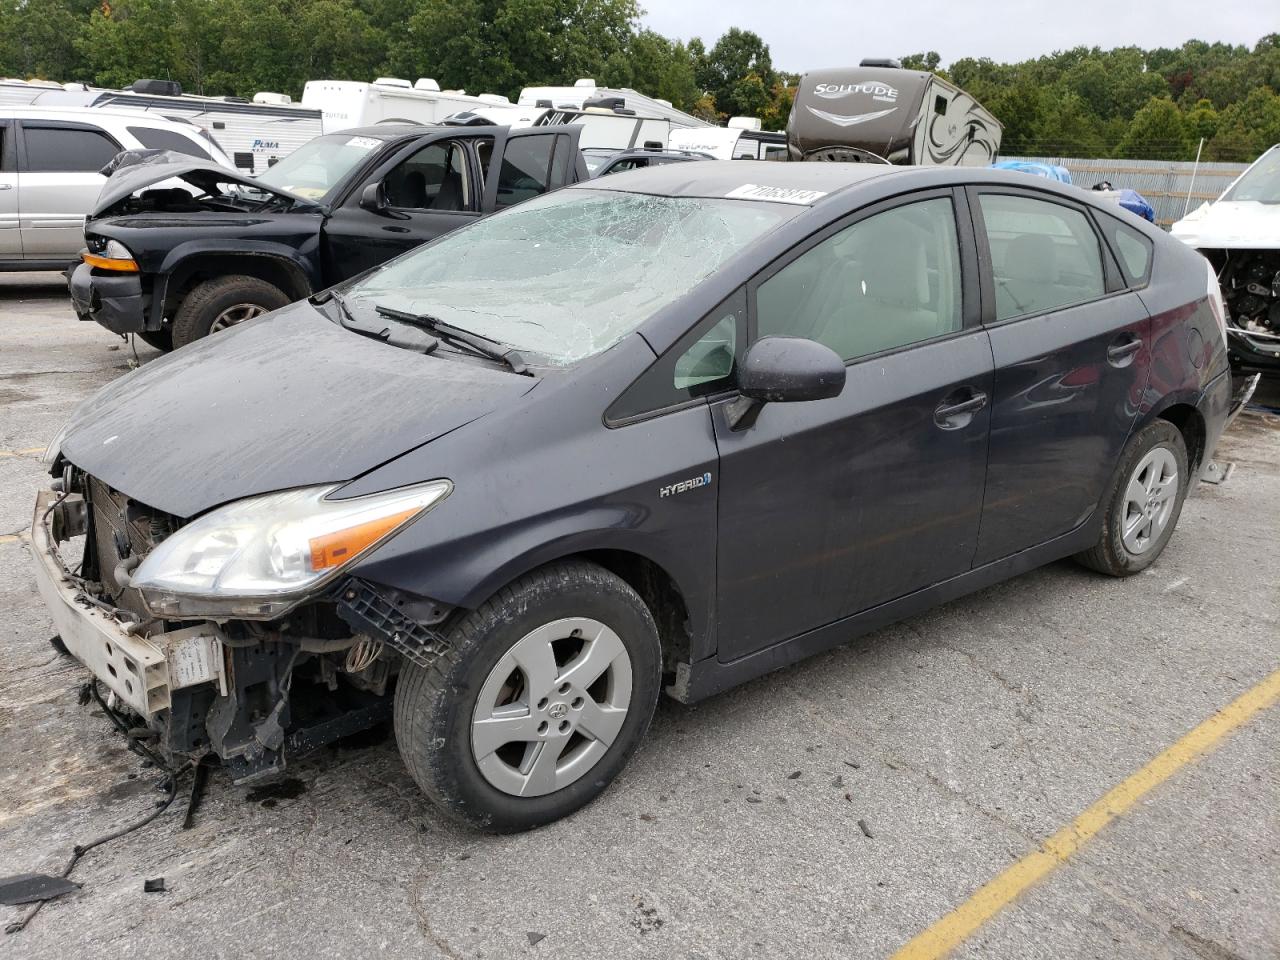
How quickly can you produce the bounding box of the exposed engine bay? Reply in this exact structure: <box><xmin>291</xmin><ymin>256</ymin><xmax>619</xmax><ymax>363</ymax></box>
<box><xmin>36</xmin><ymin>466</ymin><xmax>451</xmax><ymax>785</ymax></box>
<box><xmin>105</xmin><ymin>185</ymin><xmax>298</xmax><ymax>217</ymax></box>
<box><xmin>1203</xmin><ymin>249</ymin><xmax>1280</xmax><ymax>363</ymax></box>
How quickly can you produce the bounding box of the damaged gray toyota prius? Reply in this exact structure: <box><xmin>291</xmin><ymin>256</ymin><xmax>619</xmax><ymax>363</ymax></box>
<box><xmin>34</xmin><ymin>161</ymin><xmax>1233</xmax><ymax>831</ymax></box>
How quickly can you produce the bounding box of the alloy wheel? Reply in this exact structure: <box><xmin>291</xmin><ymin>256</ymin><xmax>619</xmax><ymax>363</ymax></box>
<box><xmin>1121</xmin><ymin>446</ymin><xmax>1179</xmax><ymax>555</ymax></box>
<box><xmin>209</xmin><ymin>302</ymin><xmax>268</xmax><ymax>333</ymax></box>
<box><xmin>471</xmin><ymin>617</ymin><xmax>633</xmax><ymax>797</ymax></box>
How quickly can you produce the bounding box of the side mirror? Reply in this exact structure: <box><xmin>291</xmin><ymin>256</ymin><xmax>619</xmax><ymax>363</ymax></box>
<box><xmin>727</xmin><ymin>336</ymin><xmax>845</xmax><ymax>430</ymax></box>
<box><xmin>359</xmin><ymin>181</ymin><xmax>388</xmax><ymax>212</ymax></box>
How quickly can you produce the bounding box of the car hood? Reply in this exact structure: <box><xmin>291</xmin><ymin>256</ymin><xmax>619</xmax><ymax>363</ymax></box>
<box><xmin>92</xmin><ymin>151</ymin><xmax>317</xmax><ymax>216</ymax></box>
<box><xmin>1170</xmin><ymin>200</ymin><xmax>1280</xmax><ymax>250</ymax></box>
<box><xmin>58</xmin><ymin>301</ymin><xmax>537</xmax><ymax>517</ymax></box>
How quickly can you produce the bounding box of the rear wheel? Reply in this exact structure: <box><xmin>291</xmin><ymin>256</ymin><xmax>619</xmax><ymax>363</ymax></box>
<box><xmin>1074</xmin><ymin>419</ymin><xmax>1189</xmax><ymax>576</ymax></box>
<box><xmin>394</xmin><ymin>561</ymin><xmax>661</xmax><ymax>832</ymax></box>
<box><xmin>171</xmin><ymin>275</ymin><xmax>289</xmax><ymax>348</ymax></box>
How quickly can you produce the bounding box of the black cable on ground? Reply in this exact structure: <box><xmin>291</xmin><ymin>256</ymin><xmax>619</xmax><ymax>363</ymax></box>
<box><xmin>4</xmin><ymin>762</ymin><xmax>189</xmax><ymax>935</ymax></box>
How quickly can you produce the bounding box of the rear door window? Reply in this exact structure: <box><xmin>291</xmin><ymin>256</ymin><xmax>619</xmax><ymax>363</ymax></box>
<box><xmin>977</xmin><ymin>193</ymin><xmax>1106</xmax><ymax>321</ymax></box>
<box><xmin>495</xmin><ymin>134</ymin><xmax>561</xmax><ymax>209</ymax></box>
<box><xmin>21</xmin><ymin>124</ymin><xmax>120</xmax><ymax>172</ymax></box>
<box><xmin>127</xmin><ymin>125</ymin><xmax>211</xmax><ymax>160</ymax></box>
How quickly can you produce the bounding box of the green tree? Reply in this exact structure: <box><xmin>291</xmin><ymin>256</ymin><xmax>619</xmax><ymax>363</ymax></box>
<box><xmin>1116</xmin><ymin>97</ymin><xmax>1190</xmax><ymax>159</ymax></box>
<box><xmin>700</xmin><ymin>27</ymin><xmax>775</xmax><ymax>119</ymax></box>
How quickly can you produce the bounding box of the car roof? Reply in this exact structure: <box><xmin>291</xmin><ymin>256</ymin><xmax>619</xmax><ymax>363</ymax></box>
<box><xmin>574</xmin><ymin>159</ymin><xmax>902</xmax><ymax>205</ymax></box>
<box><xmin>0</xmin><ymin>104</ymin><xmax>199</xmax><ymax>128</ymax></box>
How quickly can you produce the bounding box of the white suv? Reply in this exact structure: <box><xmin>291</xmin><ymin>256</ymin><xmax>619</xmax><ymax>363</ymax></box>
<box><xmin>0</xmin><ymin>106</ymin><xmax>233</xmax><ymax>270</ymax></box>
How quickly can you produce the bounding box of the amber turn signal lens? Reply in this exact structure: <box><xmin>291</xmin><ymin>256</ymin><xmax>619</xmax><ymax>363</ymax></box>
<box><xmin>308</xmin><ymin>506</ymin><xmax>421</xmax><ymax>571</ymax></box>
<box><xmin>83</xmin><ymin>252</ymin><xmax>140</xmax><ymax>272</ymax></box>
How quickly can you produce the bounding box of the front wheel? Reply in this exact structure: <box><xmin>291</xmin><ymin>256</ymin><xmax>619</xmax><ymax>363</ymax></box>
<box><xmin>1074</xmin><ymin>419</ymin><xmax>1189</xmax><ymax>576</ymax></box>
<box><xmin>171</xmin><ymin>275</ymin><xmax>289</xmax><ymax>348</ymax></box>
<box><xmin>394</xmin><ymin>561</ymin><xmax>662</xmax><ymax>832</ymax></box>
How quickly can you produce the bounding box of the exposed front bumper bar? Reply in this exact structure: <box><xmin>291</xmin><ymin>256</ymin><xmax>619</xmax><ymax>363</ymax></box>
<box><xmin>31</xmin><ymin>489</ymin><xmax>225</xmax><ymax>718</ymax></box>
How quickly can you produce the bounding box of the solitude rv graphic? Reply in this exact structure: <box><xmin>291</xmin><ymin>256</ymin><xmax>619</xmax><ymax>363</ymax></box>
<box><xmin>806</xmin><ymin>79</ymin><xmax>900</xmax><ymax>128</ymax></box>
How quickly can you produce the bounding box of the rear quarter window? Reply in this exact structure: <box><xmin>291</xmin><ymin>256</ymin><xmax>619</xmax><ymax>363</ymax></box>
<box><xmin>1097</xmin><ymin>214</ymin><xmax>1154</xmax><ymax>288</ymax></box>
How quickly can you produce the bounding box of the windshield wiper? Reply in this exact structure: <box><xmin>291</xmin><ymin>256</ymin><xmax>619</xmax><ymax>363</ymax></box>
<box><xmin>314</xmin><ymin>291</ymin><xmax>440</xmax><ymax>353</ymax></box>
<box><xmin>375</xmin><ymin>305</ymin><xmax>531</xmax><ymax>375</ymax></box>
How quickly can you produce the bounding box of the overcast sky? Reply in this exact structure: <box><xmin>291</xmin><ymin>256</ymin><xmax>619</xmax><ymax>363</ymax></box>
<box><xmin>638</xmin><ymin>0</ymin><xmax>1272</xmax><ymax>72</ymax></box>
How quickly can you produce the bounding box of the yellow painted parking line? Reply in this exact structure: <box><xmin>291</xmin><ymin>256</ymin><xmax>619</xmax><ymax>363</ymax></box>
<box><xmin>0</xmin><ymin>531</ymin><xmax>28</xmax><ymax>545</ymax></box>
<box><xmin>893</xmin><ymin>666</ymin><xmax>1280</xmax><ymax>960</ymax></box>
<box><xmin>0</xmin><ymin>446</ymin><xmax>45</xmax><ymax>458</ymax></box>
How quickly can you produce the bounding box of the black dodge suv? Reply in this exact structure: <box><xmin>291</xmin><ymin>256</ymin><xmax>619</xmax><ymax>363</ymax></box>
<box><xmin>69</xmin><ymin>123</ymin><xmax>586</xmax><ymax>349</ymax></box>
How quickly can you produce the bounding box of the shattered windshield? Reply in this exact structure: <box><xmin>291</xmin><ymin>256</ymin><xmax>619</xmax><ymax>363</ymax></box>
<box><xmin>347</xmin><ymin>188</ymin><xmax>796</xmax><ymax>365</ymax></box>
<box><xmin>255</xmin><ymin>133</ymin><xmax>386</xmax><ymax>201</ymax></box>
<box><xmin>1222</xmin><ymin>146</ymin><xmax>1280</xmax><ymax>203</ymax></box>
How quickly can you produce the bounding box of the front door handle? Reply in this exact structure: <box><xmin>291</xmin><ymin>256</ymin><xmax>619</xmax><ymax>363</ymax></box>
<box><xmin>934</xmin><ymin>389</ymin><xmax>988</xmax><ymax>429</ymax></box>
<box><xmin>1107</xmin><ymin>335</ymin><xmax>1142</xmax><ymax>366</ymax></box>
<box><xmin>0</xmin><ymin>183</ymin><xmax>12</xmax><ymax>190</ymax></box>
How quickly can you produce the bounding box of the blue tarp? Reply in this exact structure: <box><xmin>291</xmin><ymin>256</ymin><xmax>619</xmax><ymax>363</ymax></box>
<box><xmin>1115</xmin><ymin>188</ymin><xmax>1156</xmax><ymax>222</ymax></box>
<box><xmin>992</xmin><ymin>160</ymin><xmax>1072</xmax><ymax>183</ymax></box>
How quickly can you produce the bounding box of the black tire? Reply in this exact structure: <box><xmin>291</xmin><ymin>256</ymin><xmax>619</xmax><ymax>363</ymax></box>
<box><xmin>1074</xmin><ymin>419</ymin><xmax>1190</xmax><ymax>577</ymax></box>
<box><xmin>136</xmin><ymin>328</ymin><xmax>173</xmax><ymax>352</ymax></box>
<box><xmin>394</xmin><ymin>560</ymin><xmax>661</xmax><ymax>832</ymax></box>
<box><xmin>171</xmin><ymin>275</ymin><xmax>289</xmax><ymax>348</ymax></box>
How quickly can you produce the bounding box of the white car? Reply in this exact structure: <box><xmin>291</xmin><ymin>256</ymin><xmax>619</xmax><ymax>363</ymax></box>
<box><xmin>0</xmin><ymin>106</ymin><xmax>233</xmax><ymax>271</ymax></box>
<box><xmin>1171</xmin><ymin>144</ymin><xmax>1280</xmax><ymax>377</ymax></box>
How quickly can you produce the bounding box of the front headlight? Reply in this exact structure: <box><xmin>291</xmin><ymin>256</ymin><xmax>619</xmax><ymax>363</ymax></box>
<box><xmin>42</xmin><ymin>417</ymin><xmax>71</xmax><ymax>466</ymax></box>
<box><xmin>83</xmin><ymin>238</ymin><xmax>140</xmax><ymax>272</ymax></box>
<box><xmin>132</xmin><ymin>480</ymin><xmax>450</xmax><ymax>618</ymax></box>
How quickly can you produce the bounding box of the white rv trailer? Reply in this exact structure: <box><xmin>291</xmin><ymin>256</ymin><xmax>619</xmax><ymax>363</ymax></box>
<box><xmin>668</xmin><ymin>119</ymin><xmax>788</xmax><ymax>160</ymax></box>
<box><xmin>519</xmin><ymin>79</ymin><xmax>709</xmax><ymax>151</ymax></box>
<box><xmin>518</xmin><ymin>78</ymin><xmax>706</xmax><ymax>128</ymax></box>
<box><xmin>302</xmin><ymin>78</ymin><xmax>544</xmax><ymax>133</ymax></box>
<box><xmin>11</xmin><ymin>80</ymin><xmax>323</xmax><ymax>174</ymax></box>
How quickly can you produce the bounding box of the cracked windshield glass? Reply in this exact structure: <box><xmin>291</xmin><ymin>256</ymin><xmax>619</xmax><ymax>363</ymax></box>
<box><xmin>347</xmin><ymin>188</ymin><xmax>796</xmax><ymax>364</ymax></box>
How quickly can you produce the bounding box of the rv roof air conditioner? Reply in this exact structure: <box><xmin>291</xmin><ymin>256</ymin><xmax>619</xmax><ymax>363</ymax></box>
<box><xmin>858</xmin><ymin>58</ymin><xmax>902</xmax><ymax>69</ymax></box>
<box><xmin>132</xmin><ymin>79</ymin><xmax>182</xmax><ymax>96</ymax></box>
<box><xmin>253</xmin><ymin>92</ymin><xmax>292</xmax><ymax>105</ymax></box>
<box><xmin>574</xmin><ymin>78</ymin><xmax>597</xmax><ymax>88</ymax></box>
<box><xmin>374</xmin><ymin>77</ymin><xmax>412</xmax><ymax>88</ymax></box>
<box><xmin>414</xmin><ymin>78</ymin><xmax>441</xmax><ymax>91</ymax></box>
<box><xmin>728</xmin><ymin>116</ymin><xmax>762</xmax><ymax>131</ymax></box>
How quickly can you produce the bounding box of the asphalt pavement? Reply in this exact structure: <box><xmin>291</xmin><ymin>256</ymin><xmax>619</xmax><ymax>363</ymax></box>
<box><xmin>1</xmin><ymin>271</ymin><xmax>1277</xmax><ymax>959</ymax></box>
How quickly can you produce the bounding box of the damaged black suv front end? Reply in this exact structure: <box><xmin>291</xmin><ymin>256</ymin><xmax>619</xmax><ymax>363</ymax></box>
<box><xmin>33</xmin><ymin>463</ymin><xmax>454</xmax><ymax>784</ymax></box>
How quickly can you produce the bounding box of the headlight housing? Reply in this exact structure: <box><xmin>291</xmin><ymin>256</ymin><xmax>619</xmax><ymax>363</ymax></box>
<box><xmin>42</xmin><ymin>417</ymin><xmax>72</xmax><ymax>466</ymax></box>
<box><xmin>131</xmin><ymin>480</ymin><xmax>450</xmax><ymax>619</ymax></box>
<box><xmin>83</xmin><ymin>238</ymin><xmax>139</xmax><ymax>272</ymax></box>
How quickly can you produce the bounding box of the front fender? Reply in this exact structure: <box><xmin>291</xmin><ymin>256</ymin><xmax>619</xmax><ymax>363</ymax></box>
<box><xmin>155</xmin><ymin>239</ymin><xmax>322</xmax><ymax>307</ymax></box>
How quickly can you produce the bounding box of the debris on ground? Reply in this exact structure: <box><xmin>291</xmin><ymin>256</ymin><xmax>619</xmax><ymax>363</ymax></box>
<box><xmin>786</xmin><ymin>771</ymin><xmax>802</xmax><ymax>780</ymax></box>
<box><xmin>526</xmin><ymin>931</ymin><xmax>545</xmax><ymax>946</ymax></box>
<box><xmin>843</xmin><ymin>760</ymin><xmax>861</xmax><ymax>769</ymax></box>
<box><xmin>857</xmin><ymin>818</ymin><xmax>874</xmax><ymax>839</ymax></box>
<box><xmin>143</xmin><ymin>878</ymin><xmax>165</xmax><ymax>894</ymax></box>
<box><xmin>0</xmin><ymin>874</ymin><xmax>80</xmax><ymax>906</ymax></box>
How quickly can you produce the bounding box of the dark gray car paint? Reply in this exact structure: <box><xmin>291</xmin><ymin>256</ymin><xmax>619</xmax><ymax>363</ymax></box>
<box><xmin>59</xmin><ymin>301</ymin><xmax>536</xmax><ymax>518</ymax></box>
<box><xmin>55</xmin><ymin>161</ymin><xmax>1233</xmax><ymax>699</ymax></box>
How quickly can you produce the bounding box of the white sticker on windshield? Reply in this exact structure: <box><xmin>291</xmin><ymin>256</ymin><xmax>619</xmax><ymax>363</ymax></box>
<box><xmin>346</xmin><ymin>136</ymin><xmax>381</xmax><ymax>150</ymax></box>
<box><xmin>725</xmin><ymin>183</ymin><xmax>828</xmax><ymax>205</ymax></box>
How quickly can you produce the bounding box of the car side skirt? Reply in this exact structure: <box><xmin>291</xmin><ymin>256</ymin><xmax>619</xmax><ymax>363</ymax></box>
<box><xmin>669</xmin><ymin>518</ymin><xmax>1100</xmax><ymax>704</ymax></box>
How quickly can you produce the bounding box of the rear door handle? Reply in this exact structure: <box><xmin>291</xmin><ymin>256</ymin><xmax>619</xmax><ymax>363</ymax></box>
<box><xmin>934</xmin><ymin>390</ymin><xmax>988</xmax><ymax>429</ymax></box>
<box><xmin>1107</xmin><ymin>335</ymin><xmax>1142</xmax><ymax>366</ymax></box>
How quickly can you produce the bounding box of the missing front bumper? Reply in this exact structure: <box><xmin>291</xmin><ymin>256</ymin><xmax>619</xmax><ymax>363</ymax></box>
<box><xmin>30</xmin><ymin>488</ymin><xmax>226</xmax><ymax>718</ymax></box>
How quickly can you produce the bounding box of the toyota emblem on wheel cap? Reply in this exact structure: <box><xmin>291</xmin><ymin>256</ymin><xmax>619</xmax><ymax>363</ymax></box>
<box><xmin>548</xmin><ymin>702</ymin><xmax>568</xmax><ymax>720</ymax></box>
